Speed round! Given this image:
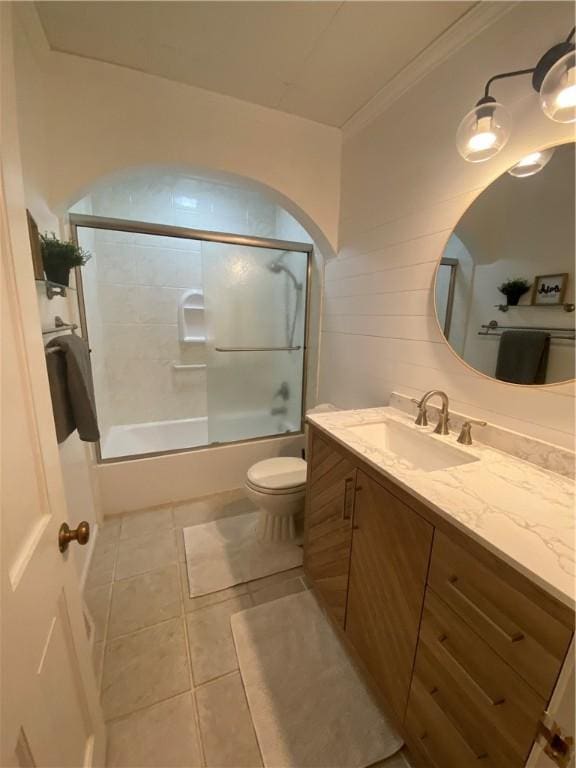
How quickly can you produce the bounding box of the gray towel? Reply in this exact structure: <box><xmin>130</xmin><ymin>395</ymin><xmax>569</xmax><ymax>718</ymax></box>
<box><xmin>46</xmin><ymin>334</ymin><xmax>100</xmax><ymax>443</ymax></box>
<box><xmin>495</xmin><ymin>330</ymin><xmax>550</xmax><ymax>385</ymax></box>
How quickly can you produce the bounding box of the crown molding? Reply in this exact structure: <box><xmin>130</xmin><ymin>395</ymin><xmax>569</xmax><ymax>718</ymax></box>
<box><xmin>342</xmin><ymin>1</ymin><xmax>518</xmax><ymax>139</ymax></box>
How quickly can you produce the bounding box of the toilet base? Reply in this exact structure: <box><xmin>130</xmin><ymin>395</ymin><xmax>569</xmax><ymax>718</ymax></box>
<box><xmin>256</xmin><ymin>510</ymin><xmax>297</xmax><ymax>544</ymax></box>
<box><xmin>245</xmin><ymin>481</ymin><xmax>305</xmax><ymax>545</ymax></box>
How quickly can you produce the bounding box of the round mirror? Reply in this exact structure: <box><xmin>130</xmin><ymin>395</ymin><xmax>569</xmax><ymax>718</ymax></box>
<box><xmin>435</xmin><ymin>141</ymin><xmax>575</xmax><ymax>386</ymax></box>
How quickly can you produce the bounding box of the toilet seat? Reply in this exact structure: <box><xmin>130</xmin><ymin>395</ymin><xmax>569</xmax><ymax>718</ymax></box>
<box><xmin>246</xmin><ymin>457</ymin><xmax>307</xmax><ymax>493</ymax></box>
<box><xmin>246</xmin><ymin>479</ymin><xmax>306</xmax><ymax>497</ymax></box>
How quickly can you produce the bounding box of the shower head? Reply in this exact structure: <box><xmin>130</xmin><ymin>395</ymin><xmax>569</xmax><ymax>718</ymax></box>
<box><xmin>267</xmin><ymin>254</ymin><xmax>303</xmax><ymax>290</ymax></box>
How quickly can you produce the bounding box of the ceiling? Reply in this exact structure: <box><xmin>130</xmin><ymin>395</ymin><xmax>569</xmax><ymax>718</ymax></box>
<box><xmin>36</xmin><ymin>1</ymin><xmax>476</xmax><ymax>127</ymax></box>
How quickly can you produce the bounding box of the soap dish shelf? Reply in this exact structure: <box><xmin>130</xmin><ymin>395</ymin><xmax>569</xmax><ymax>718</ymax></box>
<box><xmin>178</xmin><ymin>290</ymin><xmax>206</xmax><ymax>343</ymax></box>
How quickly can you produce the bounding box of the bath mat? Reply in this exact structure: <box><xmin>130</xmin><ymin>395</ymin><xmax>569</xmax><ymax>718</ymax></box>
<box><xmin>231</xmin><ymin>590</ymin><xmax>403</xmax><ymax>768</ymax></box>
<box><xmin>183</xmin><ymin>511</ymin><xmax>302</xmax><ymax>597</ymax></box>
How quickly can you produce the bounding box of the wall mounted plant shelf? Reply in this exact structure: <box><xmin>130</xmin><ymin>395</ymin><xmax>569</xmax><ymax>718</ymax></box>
<box><xmin>36</xmin><ymin>279</ymin><xmax>76</xmax><ymax>300</ymax></box>
<box><xmin>495</xmin><ymin>303</ymin><xmax>575</xmax><ymax>313</ymax></box>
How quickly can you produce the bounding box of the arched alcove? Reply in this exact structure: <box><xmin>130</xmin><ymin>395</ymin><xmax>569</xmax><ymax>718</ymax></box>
<box><xmin>68</xmin><ymin>165</ymin><xmax>325</xmax><ymax>461</ymax></box>
<box><xmin>63</xmin><ymin>164</ymin><xmax>335</xmax><ymax>260</ymax></box>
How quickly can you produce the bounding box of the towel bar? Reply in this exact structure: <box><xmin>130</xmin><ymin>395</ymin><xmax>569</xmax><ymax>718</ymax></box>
<box><xmin>172</xmin><ymin>362</ymin><xmax>207</xmax><ymax>370</ymax></box>
<box><xmin>478</xmin><ymin>320</ymin><xmax>575</xmax><ymax>340</ymax></box>
<box><xmin>215</xmin><ymin>345</ymin><xmax>301</xmax><ymax>352</ymax></box>
<box><xmin>42</xmin><ymin>315</ymin><xmax>78</xmax><ymax>335</ymax></box>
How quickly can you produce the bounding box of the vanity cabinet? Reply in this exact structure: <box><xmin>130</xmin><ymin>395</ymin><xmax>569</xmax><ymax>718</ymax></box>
<box><xmin>345</xmin><ymin>470</ymin><xmax>433</xmax><ymax>721</ymax></box>
<box><xmin>303</xmin><ymin>426</ymin><xmax>575</xmax><ymax>768</ymax></box>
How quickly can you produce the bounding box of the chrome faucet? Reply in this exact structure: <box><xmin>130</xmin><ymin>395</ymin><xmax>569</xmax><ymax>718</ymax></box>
<box><xmin>414</xmin><ymin>390</ymin><xmax>451</xmax><ymax>435</ymax></box>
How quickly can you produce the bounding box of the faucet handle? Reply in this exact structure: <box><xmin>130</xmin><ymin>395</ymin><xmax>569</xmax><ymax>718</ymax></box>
<box><xmin>411</xmin><ymin>398</ymin><xmax>428</xmax><ymax>427</ymax></box>
<box><xmin>457</xmin><ymin>419</ymin><xmax>487</xmax><ymax>446</ymax></box>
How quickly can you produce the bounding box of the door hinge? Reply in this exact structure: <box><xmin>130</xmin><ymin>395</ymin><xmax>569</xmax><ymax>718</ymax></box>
<box><xmin>537</xmin><ymin>711</ymin><xmax>574</xmax><ymax>768</ymax></box>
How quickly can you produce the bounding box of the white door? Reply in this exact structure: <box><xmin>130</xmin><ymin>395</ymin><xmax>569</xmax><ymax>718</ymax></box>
<box><xmin>0</xmin><ymin>6</ymin><xmax>106</xmax><ymax>766</ymax></box>
<box><xmin>527</xmin><ymin>637</ymin><xmax>575</xmax><ymax>768</ymax></box>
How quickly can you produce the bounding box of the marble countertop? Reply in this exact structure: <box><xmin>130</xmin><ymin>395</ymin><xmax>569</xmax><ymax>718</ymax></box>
<box><xmin>307</xmin><ymin>406</ymin><xmax>575</xmax><ymax>609</ymax></box>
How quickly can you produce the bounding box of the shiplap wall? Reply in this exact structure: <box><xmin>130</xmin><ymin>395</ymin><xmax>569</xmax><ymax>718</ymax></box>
<box><xmin>319</xmin><ymin>2</ymin><xmax>575</xmax><ymax>449</ymax></box>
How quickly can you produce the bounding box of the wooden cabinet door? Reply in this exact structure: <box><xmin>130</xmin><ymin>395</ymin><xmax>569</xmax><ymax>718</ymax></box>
<box><xmin>345</xmin><ymin>470</ymin><xmax>433</xmax><ymax>722</ymax></box>
<box><xmin>303</xmin><ymin>430</ymin><xmax>357</xmax><ymax>627</ymax></box>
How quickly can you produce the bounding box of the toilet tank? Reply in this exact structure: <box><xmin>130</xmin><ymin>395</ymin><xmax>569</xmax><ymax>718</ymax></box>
<box><xmin>303</xmin><ymin>403</ymin><xmax>338</xmax><ymax>457</ymax></box>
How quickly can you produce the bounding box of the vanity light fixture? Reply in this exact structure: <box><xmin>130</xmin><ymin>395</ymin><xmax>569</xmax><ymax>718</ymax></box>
<box><xmin>507</xmin><ymin>148</ymin><xmax>554</xmax><ymax>177</ymax></box>
<box><xmin>457</xmin><ymin>26</ymin><xmax>575</xmax><ymax>163</ymax></box>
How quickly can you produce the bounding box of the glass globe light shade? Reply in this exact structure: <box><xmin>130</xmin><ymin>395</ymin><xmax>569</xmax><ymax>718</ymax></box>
<box><xmin>507</xmin><ymin>148</ymin><xmax>555</xmax><ymax>178</ymax></box>
<box><xmin>456</xmin><ymin>101</ymin><xmax>512</xmax><ymax>162</ymax></box>
<box><xmin>540</xmin><ymin>50</ymin><xmax>576</xmax><ymax>123</ymax></box>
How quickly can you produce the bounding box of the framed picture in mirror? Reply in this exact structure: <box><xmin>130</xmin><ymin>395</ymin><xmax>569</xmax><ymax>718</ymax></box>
<box><xmin>26</xmin><ymin>209</ymin><xmax>44</xmax><ymax>280</ymax></box>
<box><xmin>531</xmin><ymin>273</ymin><xmax>568</xmax><ymax>306</ymax></box>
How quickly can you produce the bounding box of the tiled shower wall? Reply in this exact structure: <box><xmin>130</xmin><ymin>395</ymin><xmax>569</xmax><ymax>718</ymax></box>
<box><xmin>76</xmin><ymin>172</ymin><xmax>312</xmax><ymax>439</ymax></box>
<box><xmin>73</xmin><ymin>171</ymin><xmax>288</xmax><ymax>238</ymax></box>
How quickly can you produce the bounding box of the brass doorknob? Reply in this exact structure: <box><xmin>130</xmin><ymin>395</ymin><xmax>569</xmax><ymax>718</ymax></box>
<box><xmin>59</xmin><ymin>521</ymin><xmax>90</xmax><ymax>553</ymax></box>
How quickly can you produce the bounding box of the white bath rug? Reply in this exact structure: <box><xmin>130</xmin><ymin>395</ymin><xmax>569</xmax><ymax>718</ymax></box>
<box><xmin>183</xmin><ymin>511</ymin><xmax>303</xmax><ymax>597</ymax></box>
<box><xmin>231</xmin><ymin>590</ymin><xmax>403</xmax><ymax>768</ymax></box>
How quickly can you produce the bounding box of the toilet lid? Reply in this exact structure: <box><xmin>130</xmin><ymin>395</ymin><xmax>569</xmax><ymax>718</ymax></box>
<box><xmin>247</xmin><ymin>457</ymin><xmax>307</xmax><ymax>491</ymax></box>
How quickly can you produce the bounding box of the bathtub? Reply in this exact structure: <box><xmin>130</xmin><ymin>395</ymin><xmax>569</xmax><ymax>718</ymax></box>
<box><xmin>100</xmin><ymin>413</ymin><xmax>297</xmax><ymax>459</ymax></box>
<box><xmin>97</xmin><ymin>413</ymin><xmax>304</xmax><ymax>514</ymax></box>
<box><xmin>101</xmin><ymin>416</ymin><xmax>209</xmax><ymax>459</ymax></box>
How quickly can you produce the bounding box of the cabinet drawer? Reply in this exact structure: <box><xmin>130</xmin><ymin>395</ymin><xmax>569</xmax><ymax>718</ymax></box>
<box><xmin>406</xmin><ymin>589</ymin><xmax>545</xmax><ymax>768</ymax></box>
<box><xmin>405</xmin><ymin>673</ymin><xmax>500</xmax><ymax>768</ymax></box>
<box><xmin>428</xmin><ymin>531</ymin><xmax>573</xmax><ymax>701</ymax></box>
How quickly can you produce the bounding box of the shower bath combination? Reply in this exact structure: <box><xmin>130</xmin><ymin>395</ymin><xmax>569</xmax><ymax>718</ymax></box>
<box><xmin>72</xmin><ymin>214</ymin><xmax>312</xmax><ymax>461</ymax></box>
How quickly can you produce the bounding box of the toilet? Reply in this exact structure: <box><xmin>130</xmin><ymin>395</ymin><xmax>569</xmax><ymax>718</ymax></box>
<box><xmin>245</xmin><ymin>457</ymin><xmax>308</xmax><ymax>543</ymax></box>
<box><xmin>245</xmin><ymin>404</ymin><xmax>337</xmax><ymax>544</ymax></box>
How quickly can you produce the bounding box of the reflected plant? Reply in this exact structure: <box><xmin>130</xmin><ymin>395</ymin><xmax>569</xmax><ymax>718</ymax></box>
<box><xmin>497</xmin><ymin>278</ymin><xmax>531</xmax><ymax>306</ymax></box>
<box><xmin>40</xmin><ymin>233</ymin><xmax>91</xmax><ymax>286</ymax></box>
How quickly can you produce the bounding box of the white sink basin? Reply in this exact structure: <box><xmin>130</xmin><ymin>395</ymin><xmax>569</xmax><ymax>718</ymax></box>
<box><xmin>348</xmin><ymin>420</ymin><xmax>479</xmax><ymax>472</ymax></box>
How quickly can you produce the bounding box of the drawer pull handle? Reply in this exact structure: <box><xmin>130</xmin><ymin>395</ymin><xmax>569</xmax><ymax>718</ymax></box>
<box><xmin>438</xmin><ymin>634</ymin><xmax>506</xmax><ymax>707</ymax></box>
<box><xmin>447</xmin><ymin>576</ymin><xmax>525</xmax><ymax>643</ymax></box>
<box><xmin>423</xmin><ymin>688</ymin><xmax>491</xmax><ymax>762</ymax></box>
<box><xmin>342</xmin><ymin>477</ymin><xmax>355</xmax><ymax>522</ymax></box>
<box><xmin>420</xmin><ymin>730</ymin><xmax>489</xmax><ymax>763</ymax></box>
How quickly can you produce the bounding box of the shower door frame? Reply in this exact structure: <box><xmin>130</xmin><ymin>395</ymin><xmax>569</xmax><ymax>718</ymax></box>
<box><xmin>69</xmin><ymin>213</ymin><xmax>313</xmax><ymax>464</ymax></box>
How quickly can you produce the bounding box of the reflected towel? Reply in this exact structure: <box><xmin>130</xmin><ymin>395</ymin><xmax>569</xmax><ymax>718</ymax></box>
<box><xmin>495</xmin><ymin>330</ymin><xmax>550</xmax><ymax>385</ymax></box>
<box><xmin>46</xmin><ymin>334</ymin><xmax>100</xmax><ymax>442</ymax></box>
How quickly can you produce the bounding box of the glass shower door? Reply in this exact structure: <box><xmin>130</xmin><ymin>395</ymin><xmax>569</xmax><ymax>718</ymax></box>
<box><xmin>202</xmin><ymin>241</ymin><xmax>308</xmax><ymax>444</ymax></box>
<box><xmin>76</xmin><ymin>225</ymin><xmax>209</xmax><ymax>460</ymax></box>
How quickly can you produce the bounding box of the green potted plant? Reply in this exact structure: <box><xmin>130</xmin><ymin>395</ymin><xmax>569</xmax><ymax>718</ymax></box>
<box><xmin>497</xmin><ymin>277</ymin><xmax>531</xmax><ymax>307</ymax></box>
<box><xmin>40</xmin><ymin>233</ymin><xmax>91</xmax><ymax>287</ymax></box>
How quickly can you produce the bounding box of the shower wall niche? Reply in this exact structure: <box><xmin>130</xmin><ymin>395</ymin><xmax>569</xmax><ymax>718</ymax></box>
<box><xmin>73</xmin><ymin>171</ymin><xmax>312</xmax><ymax>460</ymax></box>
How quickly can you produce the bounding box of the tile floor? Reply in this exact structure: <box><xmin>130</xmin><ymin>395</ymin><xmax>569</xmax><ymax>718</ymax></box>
<box><xmin>85</xmin><ymin>488</ymin><xmax>411</xmax><ymax>768</ymax></box>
